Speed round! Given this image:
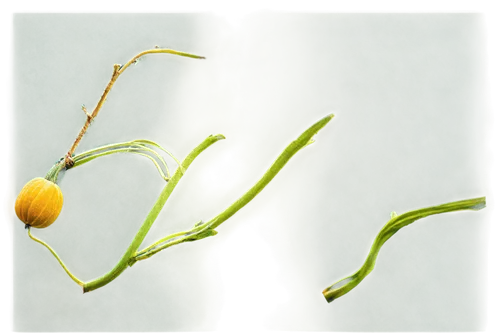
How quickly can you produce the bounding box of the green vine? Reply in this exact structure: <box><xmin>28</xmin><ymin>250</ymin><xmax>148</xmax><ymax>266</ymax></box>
<box><xmin>29</xmin><ymin>115</ymin><xmax>334</xmax><ymax>293</ymax></box>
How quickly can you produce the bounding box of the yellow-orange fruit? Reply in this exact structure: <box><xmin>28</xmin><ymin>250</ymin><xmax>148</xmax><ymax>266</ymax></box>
<box><xmin>15</xmin><ymin>177</ymin><xmax>63</xmax><ymax>228</ymax></box>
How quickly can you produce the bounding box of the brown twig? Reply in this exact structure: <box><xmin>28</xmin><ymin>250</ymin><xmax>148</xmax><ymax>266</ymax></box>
<box><xmin>64</xmin><ymin>48</ymin><xmax>205</xmax><ymax>169</ymax></box>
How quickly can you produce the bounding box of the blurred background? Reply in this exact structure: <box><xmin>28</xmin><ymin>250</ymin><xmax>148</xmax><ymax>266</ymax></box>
<box><xmin>13</xmin><ymin>13</ymin><xmax>486</xmax><ymax>331</ymax></box>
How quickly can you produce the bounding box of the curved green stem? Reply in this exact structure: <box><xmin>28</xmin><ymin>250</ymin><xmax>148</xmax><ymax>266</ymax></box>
<box><xmin>130</xmin><ymin>114</ymin><xmax>335</xmax><ymax>263</ymax></box>
<box><xmin>72</xmin><ymin>140</ymin><xmax>179</xmax><ymax>179</ymax></box>
<box><xmin>132</xmin><ymin>139</ymin><xmax>184</xmax><ymax>174</ymax></box>
<box><xmin>72</xmin><ymin>141</ymin><xmax>140</xmax><ymax>161</ymax></box>
<box><xmin>46</xmin><ymin>139</ymin><xmax>181</xmax><ymax>183</ymax></box>
<box><xmin>322</xmin><ymin>196</ymin><xmax>486</xmax><ymax>303</ymax></box>
<box><xmin>74</xmin><ymin>146</ymin><xmax>171</xmax><ymax>181</ymax></box>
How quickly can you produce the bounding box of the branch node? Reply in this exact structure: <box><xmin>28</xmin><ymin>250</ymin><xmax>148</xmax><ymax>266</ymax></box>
<box><xmin>64</xmin><ymin>152</ymin><xmax>75</xmax><ymax>169</ymax></box>
<box><xmin>81</xmin><ymin>105</ymin><xmax>94</xmax><ymax>123</ymax></box>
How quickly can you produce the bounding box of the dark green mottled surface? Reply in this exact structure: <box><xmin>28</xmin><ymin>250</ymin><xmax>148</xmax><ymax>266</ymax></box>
<box><xmin>9</xmin><ymin>12</ymin><xmax>488</xmax><ymax>332</ymax></box>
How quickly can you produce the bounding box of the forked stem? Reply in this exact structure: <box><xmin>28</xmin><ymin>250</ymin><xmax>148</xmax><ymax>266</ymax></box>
<box><xmin>130</xmin><ymin>114</ymin><xmax>335</xmax><ymax>263</ymax></box>
<box><xmin>31</xmin><ymin>133</ymin><xmax>223</xmax><ymax>293</ymax></box>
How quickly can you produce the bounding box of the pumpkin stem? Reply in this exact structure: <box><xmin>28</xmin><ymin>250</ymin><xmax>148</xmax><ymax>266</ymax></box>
<box><xmin>44</xmin><ymin>160</ymin><xmax>65</xmax><ymax>183</ymax></box>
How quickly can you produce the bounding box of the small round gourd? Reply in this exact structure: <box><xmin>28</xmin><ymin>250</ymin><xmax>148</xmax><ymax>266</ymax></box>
<box><xmin>15</xmin><ymin>177</ymin><xmax>64</xmax><ymax>228</ymax></box>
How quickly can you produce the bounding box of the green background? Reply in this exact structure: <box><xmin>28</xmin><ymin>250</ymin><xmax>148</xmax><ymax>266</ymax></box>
<box><xmin>6</xmin><ymin>12</ymin><xmax>488</xmax><ymax>332</ymax></box>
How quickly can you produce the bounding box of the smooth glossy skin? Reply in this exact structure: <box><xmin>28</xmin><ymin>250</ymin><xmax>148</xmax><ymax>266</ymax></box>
<box><xmin>15</xmin><ymin>177</ymin><xmax>63</xmax><ymax>228</ymax></box>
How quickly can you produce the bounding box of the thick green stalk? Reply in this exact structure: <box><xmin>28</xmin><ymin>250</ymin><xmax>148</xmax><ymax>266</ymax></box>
<box><xmin>322</xmin><ymin>196</ymin><xmax>486</xmax><ymax>303</ymax></box>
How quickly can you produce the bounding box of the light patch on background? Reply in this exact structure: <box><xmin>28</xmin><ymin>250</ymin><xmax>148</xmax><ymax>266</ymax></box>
<box><xmin>153</xmin><ymin>12</ymin><xmax>330</xmax><ymax>330</ymax></box>
<box><xmin>2</xmin><ymin>160</ymin><xmax>17</xmax><ymax>224</ymax></box>
<box><xmin>0</xmin><ymin>192</ymin><xmax>5</xmax><ymax>223</ymax></box>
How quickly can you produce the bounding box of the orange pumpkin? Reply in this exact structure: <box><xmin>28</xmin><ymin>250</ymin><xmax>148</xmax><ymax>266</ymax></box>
<box><xmin>15</xmin><ymin>177</ymin><xmax>64</xmax><ymax>228</ymax></box>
